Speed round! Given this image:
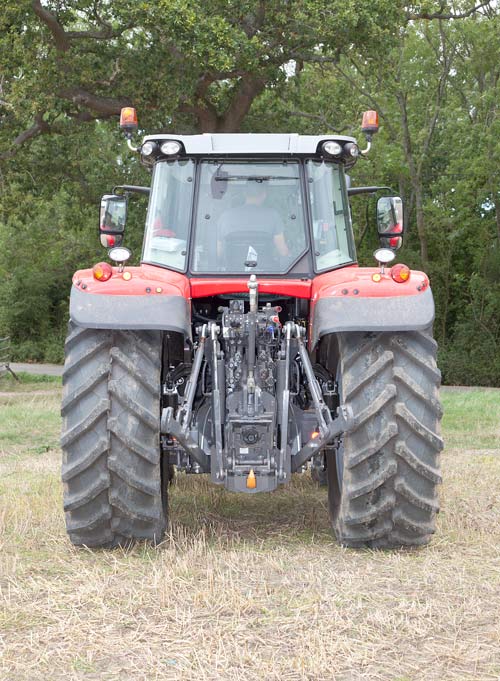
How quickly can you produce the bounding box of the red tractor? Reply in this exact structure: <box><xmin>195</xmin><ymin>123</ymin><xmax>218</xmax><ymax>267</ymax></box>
<box><xmin>61</xmin><ymin>109</ymin><xmax>443</xmax><ymax>549</ymax></box>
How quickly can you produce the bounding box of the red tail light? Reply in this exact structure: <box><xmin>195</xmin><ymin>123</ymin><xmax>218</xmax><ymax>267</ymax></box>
<box><xmin>389</xmin><ymin>236</ymin><xmax>402</xmax><ymax>248</ymax></box>
<box><xmin>391</xmin><ymin>264</ymin><xmax>410</xmax><ymax>283</ymax></box>
<box><xmin>93</xmin><ymin>262</ymin><xmax>113</xmax><ymax>282</ymax></box>
<box><xmin>389</xmin><ymin>222</ymin><xmax>403</xmax><ymax>248</ymax></box>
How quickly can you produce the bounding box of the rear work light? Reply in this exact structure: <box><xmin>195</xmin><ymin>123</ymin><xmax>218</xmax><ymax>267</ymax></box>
<box><xmin>391</xmin><ymin>264</ymin><xmax>411</xmax><ymax>283</ymax></box>
<box><xmin>93</xmin><ymin>262</ymin><xmax>113</xmax><ymax>282</ymax></box>
<box><xmin>160</xmin><ymin>140</ymin><xmax>182</xmax><ymax>155</ymax></box>
<box><xmin>141</xmin><ymin>141</ymin><xmax>158</xmax><ymax>157</ymax></box>
<box><xmin>322</xmin><ymin>140</ymin><xmax>343</xmax><ymax>157</ymax></box>
<box><xmin>343</xmin><ymin>142</ymin><xmax>360</xmax><ymax>158</ymax></box>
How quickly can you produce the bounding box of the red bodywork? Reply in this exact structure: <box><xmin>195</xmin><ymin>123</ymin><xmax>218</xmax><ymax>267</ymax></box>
<box><xmin>76</xmin><ymin>264</ymin><xmax>190</xmax><ymax>298</ymax></box>
<box><xmin>73</xmin><ymin>262</ymin><xmax>430</xmax><ymax>345</ymax></box>
<box><xmin>74</xmin><ymin>263</ymin><xmax>429</xmax><ymax>300</ymax></box>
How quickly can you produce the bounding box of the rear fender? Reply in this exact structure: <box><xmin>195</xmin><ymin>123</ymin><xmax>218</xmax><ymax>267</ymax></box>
<box><xmin>310</xmin><ymin>265</ymin><xmax>435</xmax><ymax>348</ymax></box>
<box><xmin>70</xmin><ymin>264</ymin><xmax>191</xmax><ymax>337</ymax></box>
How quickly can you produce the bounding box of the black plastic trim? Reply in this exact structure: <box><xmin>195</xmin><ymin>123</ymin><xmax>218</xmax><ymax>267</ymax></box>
<box><xmin>311</xmin><ymin>287</ymin><xmax>435</xmax><ymax>347</ymax></box>
<box><xmin>70</xmin><ymin>286</ymin><xmax>191</xmax><ymax>336</ymax></box>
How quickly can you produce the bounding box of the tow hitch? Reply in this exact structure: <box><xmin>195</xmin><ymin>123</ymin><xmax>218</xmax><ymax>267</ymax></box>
<box><xmin>160</xmin><ymin>277</ymin><xmax>354</xmax><ymax>492</ymax></box>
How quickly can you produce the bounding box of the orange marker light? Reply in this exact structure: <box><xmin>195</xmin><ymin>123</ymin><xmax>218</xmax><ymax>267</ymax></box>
<box><xmin>362</xmin><ymin>110</ymin><xmax>379</xmax><ymax>134</ymax></box>
<box><xmin>120</xmin><ymin>107</ymin><xmax>138</xmax><ymax>132</ymax></box>
<box><xmin>311</xmin><ymin>431</ymin><xmax>320</xmax><ymax>440</ymax></box>
<box><xmin>93</xmin><ymin>262</ymin><xmax>113</xmax><ymax>282</ymax></box>
<box><xmin>372</xmin><ymin>273</ymin><xmax>382</xmax><ymax>282</ymax></box>
<box><xmin>246</xmin><ymin>469</ymin><xmax>257</xmax><ymax>489</ymax></box>
<box><xmin>122</xmin><ymin>271</ymin><xmax>132</xmax><ymax>281</ymax></box>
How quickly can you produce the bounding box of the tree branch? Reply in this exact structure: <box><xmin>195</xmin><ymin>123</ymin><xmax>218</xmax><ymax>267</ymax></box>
<box><xmin>33</xmin><ymin>0</ymin><xmax>131</xmax><ymax>48</ymax></box>
<box><xmin>333</xmin><ymin>62</ymin><xmax>397</xmax><ymax>138</ymax></box>
<box><xmin>65</xmin><ymin>27</ymin><xmax>129</xmax><ymax>40</ymax></box>
<box><xmin>239</xmin><ymin>0</ymin><xmax>266</xmax><ymax>38</ymax></box>
<box><xmin>289</xmin><ymin>53</ymin><xmax>340</xmax><ymax>65</ymax></box>
<box><xmin>0</xmin><ymin>113</ymin><xmax>51</xmax><ymax>161</ymax></box>
<box><xmin>407</xmin><ymin>1</ymin><xmax>492</xmax><ymax>21</ymax></box>
<box><xmin>287</xmin><ymin>110</ymin><xmax>347</xmax><ymax>132</ymax></box>
<box><xmin>57</xmin><ymin>88</ymin><xmax>130</xmax><ymax>116</ymax></box>
<box><xmin>416</xmin><ymin>21</ymin><xmax>456</xmax><ymax>177</ymax></box>
<box><xmin>178</xmin><ymin>101</ymin><xmax>219</xmax><ymax>132</ymax></box>
<box><xmin>32</xmin><ymin>0</ymin><xmax>70</xmax><ymax>51</ymax></box>
<box><xmin>95</xmin><ymin>60</ymin><xmax>121</xmax><ymax>87</ymax></box>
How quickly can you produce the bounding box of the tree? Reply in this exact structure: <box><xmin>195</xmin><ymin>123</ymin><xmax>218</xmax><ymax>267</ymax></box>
<box><xmin>245</xmin><ymin>5</ymin><xmax>499</xmax><ymax>383</ymax></box>
<box><xmin>1</xmin><ymin>0</ymin><xmax>499</xmax><ymax>383</ymax></box>
<box><xmin>0</xmin><ymin>0</ymin><xmax>403</xmax><ymax>161</ymax></box>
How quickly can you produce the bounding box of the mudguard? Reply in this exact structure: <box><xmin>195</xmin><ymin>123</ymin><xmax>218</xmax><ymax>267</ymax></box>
<box><xmin>69</xmin><ymin>264</ymin><xmax>191</xmax><ymax>337</ymax></box>
<box><xmin>310</xmin><ymin>266</ymin><xmax>435</xmax><ymax>348</ymax></box>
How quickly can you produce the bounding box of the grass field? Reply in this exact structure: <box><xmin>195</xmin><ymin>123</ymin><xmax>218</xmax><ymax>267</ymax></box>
<box><xmin>0</xmin><ymin>374</ymin><xmax>499</xmax><ymax>680</ymax></box>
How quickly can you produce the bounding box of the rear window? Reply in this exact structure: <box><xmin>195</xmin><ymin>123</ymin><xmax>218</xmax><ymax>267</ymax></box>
<box><xmin>191</xmin><ymin>161</ymin><xmax>308</xmax><ymax>274</ymax></box>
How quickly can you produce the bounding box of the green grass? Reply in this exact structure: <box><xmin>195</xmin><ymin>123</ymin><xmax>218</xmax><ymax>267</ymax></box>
<box><xmin>0</xmin><ymin>404</ymin><xmax>59</xmax><ymax>447</ymax></box>
<box><xmin>441</xmin><ymin>388</ymin><xmax>500</xmax><ymax>448</ymax></box>
<box><xmin>0</xmin><ymin>371</ymin><xmax>62</xmax><ymax>392</ymax></box>
<box><xmin>1</xmin><ymin>385</ymin><xmax>500</xmax><ymax>680</ymax></box>
<box><xmin>15</xmin><ymin>371</ymin><xmax>62</xmax><ymax>384</ymax></box>
<box><xmin>0</xmin><ymin>373</ymin><xmax>62</xmax><ymax>456</ymax></box>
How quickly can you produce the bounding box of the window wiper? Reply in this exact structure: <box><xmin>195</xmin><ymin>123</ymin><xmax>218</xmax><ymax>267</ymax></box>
<box><xmin>215</xmin><ymin>175</ymin><xmax>299</xmax><ymax>181</ymax></box>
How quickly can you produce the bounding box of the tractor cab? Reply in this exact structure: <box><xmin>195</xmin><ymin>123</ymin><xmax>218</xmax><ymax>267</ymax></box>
<box><xmin>141</xmin><ymin>153</ymin><xmax>356</xmax><ymax>277</ymax></box>
<box><xmin>100</xmin><ymin>111</ymin><xmax>405</xmax><ymax>279</ymax></box>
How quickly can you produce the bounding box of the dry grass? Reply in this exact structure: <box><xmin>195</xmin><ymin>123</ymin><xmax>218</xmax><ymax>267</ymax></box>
<box><xmin>1</xmin><ymin>383</ymin><xmax>500</xmax><ymax>680</ymax></box>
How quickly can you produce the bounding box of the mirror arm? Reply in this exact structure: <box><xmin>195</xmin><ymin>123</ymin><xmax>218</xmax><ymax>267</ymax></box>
<box><xmin>348</xmin><ymin>186</ymin><xmax>393</xmax><ymax>196</ymax></box>
<box><xmin>113</xmin><ymin>185</ymin><xmax>150</xmax><ymax>196</ymax></box>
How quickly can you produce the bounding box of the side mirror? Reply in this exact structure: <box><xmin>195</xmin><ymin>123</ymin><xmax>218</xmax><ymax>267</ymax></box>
<box><xmin>376</xmin><ymin>196</ymin><xmax>404</xmax><ymax>250</ymax></box>
<box><xmin>99</xmin><ymin>194</ymin><xmax>127</xmax><ymax>248</ymax></box>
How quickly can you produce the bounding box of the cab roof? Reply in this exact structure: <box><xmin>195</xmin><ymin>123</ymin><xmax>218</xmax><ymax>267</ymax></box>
<box><xmin>141</xmin><ymin>132</ymin><xmax>357</xmax><ymax>156</ymax></box>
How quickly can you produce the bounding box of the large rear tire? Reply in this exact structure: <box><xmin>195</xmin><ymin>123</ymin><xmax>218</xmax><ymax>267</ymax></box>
<box><xmin>327</xmin><ymin>329</ymin><xmax>443</xmax><ymax>548</ymax></box>
<box><xmin>61</xmin><ymin>323</ymin><xmax>167</xmax><ymax>548</ymax></box>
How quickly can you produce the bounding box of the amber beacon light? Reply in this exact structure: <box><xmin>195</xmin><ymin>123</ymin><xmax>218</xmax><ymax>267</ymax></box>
<box><xmin>120</xmin><ymin>107</ymin><xmax>138</xmax><ymax>135</ymax></box>
<box><xmin>361</xmin><ymin>110</ymin><xmax>379</xmax><ymax>135</ymax></box>
<box><xmin>360</xmin><ymin>110</ymin><xmax>379</xmax><ymax>155</ymax></box>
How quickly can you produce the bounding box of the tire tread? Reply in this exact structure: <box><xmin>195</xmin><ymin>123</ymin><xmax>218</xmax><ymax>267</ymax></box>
<box><xmin>328</xmin><ymin>329</ymin><xmax>443</xmax><ymax>549</ymax></box>
<box><xmin>61</xmin><ymin>323</ymin><xmax>166</xmax><ymax>547</ymax></box>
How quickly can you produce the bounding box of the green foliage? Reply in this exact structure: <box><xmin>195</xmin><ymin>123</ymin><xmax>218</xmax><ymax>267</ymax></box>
<box><xmin>0</xmin><ymin>117</ymin><xmax>150</xmax><ymax>362</ymax></box>
<box><xmin>0</xmin><ymin>1</ymin><xmax>498</xmax><ymax>383</ymax></box>
<box><xmin>0</xmin><ymin>371</ymin><xmax>61</xmax><ymax>386</ymax></box>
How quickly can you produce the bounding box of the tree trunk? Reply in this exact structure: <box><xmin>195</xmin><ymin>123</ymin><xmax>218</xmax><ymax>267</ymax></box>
<box><xmin>495</xmin><ymin>194</ymin><xmax>500</xmax><ymax>245</ymax></box>
<box><xmin>194</xmin><ymin>77</ymin><xmax>266</xmax><ymax>133</ymax></box>
<box><xmin>414</xmin><ymin>182</ymin><xmax>428</xmax><ymax>265</ymax></box>
<box><xmin>397</xmin><ymin>92</ymin><xmax>429</xmax><ymax>266</ymax></box>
